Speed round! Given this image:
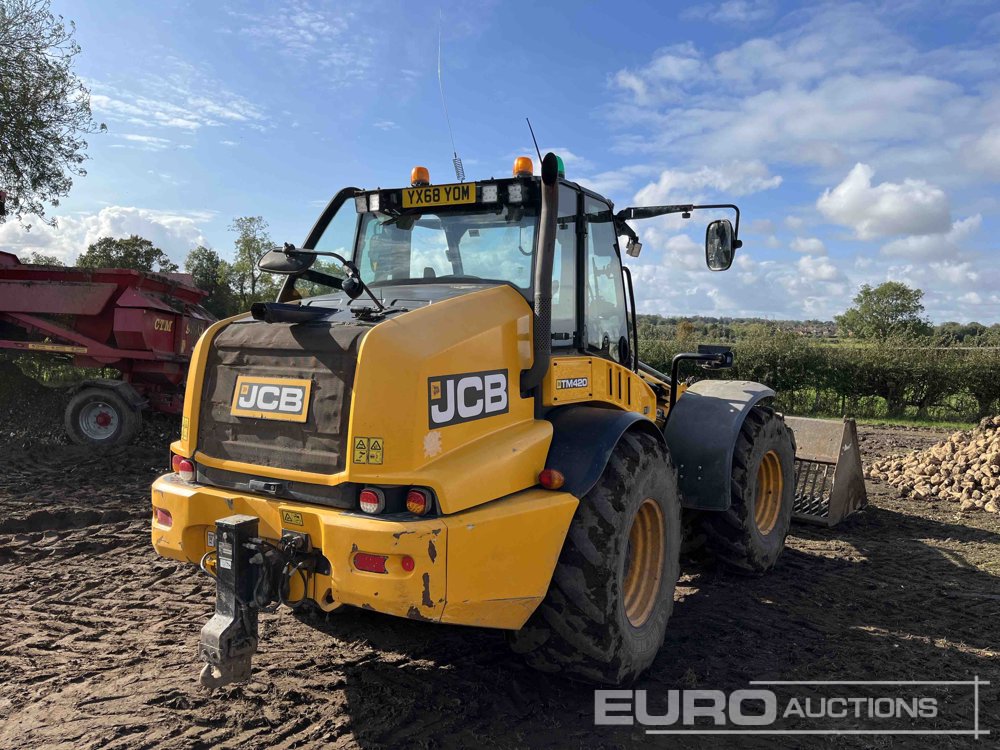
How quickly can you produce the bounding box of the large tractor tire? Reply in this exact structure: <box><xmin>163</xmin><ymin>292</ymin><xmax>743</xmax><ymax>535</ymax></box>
<box><xmin>65</xmin><ymin>387</ymin><xmax>142</xmax><ymax>447</ymax></box>
<box><xmin>701</xmin><ymin>405</ymin><xmax>795</xmax><ymax>575</ymax></box>
<box><xmin>509</xmin><ymin>431</ymin><xmax>681</xmax><ymax>684</ymax></box>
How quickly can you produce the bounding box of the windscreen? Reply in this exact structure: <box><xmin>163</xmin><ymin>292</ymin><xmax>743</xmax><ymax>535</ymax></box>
<box><xmin>356</xmin><ymin>205</ymin><xmax>538</xmax><ymax>289</ymax></box>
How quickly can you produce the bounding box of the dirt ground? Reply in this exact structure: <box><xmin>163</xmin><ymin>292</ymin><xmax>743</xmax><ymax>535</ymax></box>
<box><xmin>0</xmin><ymin>415</ymin><xmax>997</xmax><ymax>749</ymax></box>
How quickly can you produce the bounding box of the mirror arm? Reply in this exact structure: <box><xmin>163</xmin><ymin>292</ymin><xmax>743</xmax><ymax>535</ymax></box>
<box><xmin>615</xmin><ymin>204</ymin><xmax>742</xmax><ymax>248</ymax></box>
<box><xmin>281</xmin><ymin>243</ymin><xmax>384</xmax><ymax>311</ymax></box>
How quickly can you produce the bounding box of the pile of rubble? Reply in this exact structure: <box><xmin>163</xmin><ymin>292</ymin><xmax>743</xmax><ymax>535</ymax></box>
<box><xmin>867</xmin><ymin>416</ymin><xmax>1000</xmax><ymax>513</ymax></box>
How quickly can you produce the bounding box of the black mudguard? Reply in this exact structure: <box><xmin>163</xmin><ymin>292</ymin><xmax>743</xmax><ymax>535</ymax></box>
<box><xmin>70</xmin><ymin>378</ymin><xmax>147</xmax><ymax>409</ymax></box>
<box><xmin>664</xmin><ymin>380</ymin><xmax>775</xmax><ymax>510</ymax></box>
<box><xmin>544</xmin><ymin>405</ymin><xmax>666</xmax><ymax>498</ymax></box>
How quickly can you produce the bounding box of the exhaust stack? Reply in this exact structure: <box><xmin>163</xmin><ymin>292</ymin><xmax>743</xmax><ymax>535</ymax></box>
<box><xmin>520</xmin><ymin>152</ymin><xmax>560</xmax><ymax>393</ymax></box>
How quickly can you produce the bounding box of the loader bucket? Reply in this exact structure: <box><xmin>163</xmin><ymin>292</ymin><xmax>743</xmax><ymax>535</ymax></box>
<box><xmin>784</xmin><ymin>417</ymin><xmax>868</xmax><ymax>526</ymax></box>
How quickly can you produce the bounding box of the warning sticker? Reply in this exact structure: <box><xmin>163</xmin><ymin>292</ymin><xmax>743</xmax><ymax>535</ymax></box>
<box><xmin>353</xmin><ymin>436</ymin><xmax>384</xmax><ymax>465</ymax></box>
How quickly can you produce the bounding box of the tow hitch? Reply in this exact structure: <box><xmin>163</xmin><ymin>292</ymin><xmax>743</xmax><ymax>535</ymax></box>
<box><xmin>198</xmin><ymin>514</ymin><xmax>324</xmax><ymax>689</ymax></box>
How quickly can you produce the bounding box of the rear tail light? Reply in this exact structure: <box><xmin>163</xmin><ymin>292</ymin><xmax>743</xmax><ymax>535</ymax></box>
<box><xmin>354</xmin><ymin>552</ymin><xmax>388</xmax><ymax>574</ymax></box>
<box><xmin>401</xmin><ymin>555</ymin><xmax>415</xmax><ymax>572</ymax></box>
<box><xmin>406</xmin><ymin>488</ymin><xmax>432</xmax><ymax>515</ymax></box>
<box><xmin>171</xmin><ymin>454</ymin><xmax>195</xmax><ymax>482</ymax></box>
<box><xmin>359</xmin><ymin>487</ymin><xmax>385</xmax><ymax>514</ymax></box>
<box><xmin>153</xmin><ymin>507</ymin><xmax>173</xmax><ymax>528</ymax></box>
<box><xmin>539</xmin><ymin>468</ymin><xmax>565</xmax><ymax>490</ymax></box>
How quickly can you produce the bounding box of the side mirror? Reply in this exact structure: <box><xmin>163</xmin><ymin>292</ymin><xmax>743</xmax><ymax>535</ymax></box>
<box><xmin>705</xmin><ymin>219</ymin><xmax>736</xmax><ymax>271</ymax></box>
<box><xmin>258</xmin><ymin>247</ymin><xmax>316</xmax><ymax>275</ymax></box>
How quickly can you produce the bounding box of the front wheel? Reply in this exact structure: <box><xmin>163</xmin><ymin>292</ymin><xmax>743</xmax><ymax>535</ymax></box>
<box><xmin>508</xmin><ymin>430</ymin><xmax>681</xmax><ymax>684</ymax></box>
<box><xmin>64</xmin><ymin>387</ymin><xmax>142</xmax><ymax>447</ymax></box>
<box><xmin>701</xmin><ymin>405</ymin><xmax>795</xmax><ymax>574</ymax></box>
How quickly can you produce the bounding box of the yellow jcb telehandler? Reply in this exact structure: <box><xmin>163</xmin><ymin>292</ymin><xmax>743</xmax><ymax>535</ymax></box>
<box><xmin>151</xmin><ymin>153</ymin><xmax>866</xmax><ymax>687</ymax></box>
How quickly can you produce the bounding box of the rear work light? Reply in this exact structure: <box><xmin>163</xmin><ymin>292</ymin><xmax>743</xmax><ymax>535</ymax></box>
<box><xmin>406</xmin><ymin>488</ymin><xmax>432</xmax><ymax>516</ymax></box>
<box><xmin>171</xmin><ymin>454</ymin><xmax>195</xmax><ymax>482</ymax></box>
<box><xmin>354</xmin><ymin>552</ymin><xmax>388</xmax><ymax>574</ymax></box>
<box><xmin>359</xmin><ymin>487</ymin><xmax>386</xmax><ymax>514</ymax></box>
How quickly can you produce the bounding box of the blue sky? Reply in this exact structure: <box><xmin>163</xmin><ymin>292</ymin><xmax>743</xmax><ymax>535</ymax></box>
<box><xmin>3</xmin><ymin>0</ymin><xmax>999</xmax><ymax>323</ymax></box>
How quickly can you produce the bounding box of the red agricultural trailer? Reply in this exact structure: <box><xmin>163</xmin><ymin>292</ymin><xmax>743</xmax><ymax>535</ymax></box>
<box><xmin>0</xmin><ymin>251</ymin><xmax>216</xmax><ymax>446</ymax></box>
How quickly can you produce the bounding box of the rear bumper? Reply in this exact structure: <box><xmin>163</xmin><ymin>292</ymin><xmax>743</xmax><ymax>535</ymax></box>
<box><xmin>151</xmin><ymin>474</ymin><xmax>577</xmax><ymax>629</ymax></box>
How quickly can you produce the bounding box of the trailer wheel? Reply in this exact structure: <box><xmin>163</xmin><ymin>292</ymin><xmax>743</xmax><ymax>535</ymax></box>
<box><xmin>508</xmin><ymin>431</ymin><xmax>681</xmax><ymax>684</ymax></box>
<box><xmin>65</xmin><ymin>387</ymin><xmax>142</xmax><ymax>447</ymax></box>
<box><xmin>701</xmin><ymin>405</ymin><xmax>795</xmax><ymax>575</ymax></box>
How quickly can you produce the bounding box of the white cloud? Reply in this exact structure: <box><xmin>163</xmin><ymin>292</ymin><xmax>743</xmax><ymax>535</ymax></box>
<box><xmin>683</xmin><ymin>0</ymin><xmax>776</xmax><ymax>24</ymax></box>
<box><xmin>634</xmin><ymin>160</ymin><xmax>782</xmax><ymax>205</ymax></box>
<box><xmin>880</xmin><ymin>214</ymin><xmax>982</xmax><ymax>260</ymax></box>
<box><xmin>611</xmin><ymin>44</ymin><xmax>703</xmax><ymax>106</ymax></box>
<box><xmin>797</xmin><ymin>255</ymin><xmax>842</xmax><ymax>281</ymax></box>
<box><xmin>608</xmin><ymin>4</ymin><xmax>996</xmax><ymax>184</ymax></box>
<box><xmin>232</xmin><ymin>2</ymin><xmax>372</xmax><ymax>87</ymax></box>
<box><xmin>962</xmin><ymin>126</ymin><xmax>1000</xmax><ymax>177</ymax></box>
<box><xmin>89</xmin><ymin>61</ymin><xmax>267</xmax><ymax>134</ymax></box>
<box><xmin>119</xmin><ymin>134</ymin><xmax>172</xmax><ymax>151</ymax></box>
<box><xmin>816</xmin><ymin>163</ymin><xmax>951</xmax><ymax>240</ymax></box>
<box><xmin>219</xmin><ymin>140</ymin><xmax>238</xmax><ymax>147</ymax></box>
<box><xmin>0</xmin><ymin>207</ymin><xmax>212</xmax><ymax>266</ymax></box>
<box><xmin>790</xmin><ymin>237</ymin><xmax>826</xmax><ymax>255</ymax></box>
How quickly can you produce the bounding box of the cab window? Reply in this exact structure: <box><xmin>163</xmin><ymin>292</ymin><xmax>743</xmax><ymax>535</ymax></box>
<box><xmin>584</xmin><ymin>196</ymin><xmax>628</xmax><ymax>360</ymax></box>
<box><xmin>552</xmin><ymin>185</ymin><xmax>579</xmax><ymax>347</ymax></box>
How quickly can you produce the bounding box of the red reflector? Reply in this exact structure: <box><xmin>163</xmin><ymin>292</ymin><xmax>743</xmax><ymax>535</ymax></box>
<box><xmin>354</xmin><ymin>552</ymin><xmax>388</xmax><ymax>574</ymax></box>
<box><xmin>406</xmin><ymin>488</ymin><xmax>430</xmax><ymax>515</ymax></box>
<box><xmin>172</xmin><ymin>455</ymin><xmax>195</xmax><ymax>482</ymax></box>
<box><xmin>401</xmin><ymin>555</ymin><xmax>415</xmax><ymax>572</ymax></box>
<box><xmin>153</xmin><ymin>507</ymin><xmax>172</xmax><ymax>528</ymax></box>
<box><xmin>359</xmin><ymin>488</ymin><xmax>385</xmax><ymax>514</ymax></box>
<box><xmin>539</xmin><ymin>468</ymin><xmax>565</xmax><ymax>489</ymax></box>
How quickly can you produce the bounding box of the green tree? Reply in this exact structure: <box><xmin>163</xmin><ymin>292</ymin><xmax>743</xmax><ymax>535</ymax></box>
<box><xmin>76</xmin><ymin>235</ymin><xmax>179</xmax><ymax>273</ymax></box>
<box><xmin>835</xmin><ymin>282</ymin><xmax>931</xmax><ymax>340</ymax></box>
<box><xmin>184</xmin><ymin>245</ymin><xmax>235</xmax><ymax>318</ymax></box>
<box><xmin>0</xmin><ymin>0</ymin><xmax>105</xmax><ymax>225</ymax></box>
<box><xmin>24</xmin><ymin>251</ymin><xmax>63</xmax><ymax>265</ymax></box>
<box><xmin>229</xmin><ymin>216</ymin><xmax>279</xmax><ymax>310</ymax></box>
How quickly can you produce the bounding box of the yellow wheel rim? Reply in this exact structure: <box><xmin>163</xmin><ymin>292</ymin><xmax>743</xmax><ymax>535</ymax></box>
<box><xmin>623</xmin><ymin>498</ymin><xmax>665</xmax><ymax>628</ymax></box>
<box><xmin>755</xmin><ymin>450</ymin><xmax>783</xmax><ymax>535</ymax></box>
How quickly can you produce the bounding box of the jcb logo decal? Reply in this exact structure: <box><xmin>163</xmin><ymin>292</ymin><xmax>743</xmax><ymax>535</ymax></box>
<box><xmin>428</xmin><ymin>369</ymin><xmax>508</xmax><ymax>428</ymax></box>
<box><xmin>230</xmin><ymin>376</ymin><xmax>311</xmax><ymax>423</ymax></box>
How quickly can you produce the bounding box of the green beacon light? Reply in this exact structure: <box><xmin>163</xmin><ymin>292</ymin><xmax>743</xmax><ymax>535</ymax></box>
<box><xmin>555</xmin><ymin>155</ymin><xmax>565</xmax><ymax>178</ymax></box>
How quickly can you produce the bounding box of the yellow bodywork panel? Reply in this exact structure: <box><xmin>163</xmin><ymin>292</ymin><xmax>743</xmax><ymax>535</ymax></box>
<box><xmin>444</xmin><ymin>489</ymin><xmax>578</xmax><ymax>627</ymax></box>
<box><xmin>543</xmin><ymin>355</ymin><xmax>656</xmax><ymax>418</ymax></box>
<box><xmin>346</xmin><ymin>285</ymin><xmax>541</xmax><ymax>514</ymax></box>
<box><xmin>152</xmin><ymin>475</ymin><xmax>576</xmax><ymax>629</ymax></box>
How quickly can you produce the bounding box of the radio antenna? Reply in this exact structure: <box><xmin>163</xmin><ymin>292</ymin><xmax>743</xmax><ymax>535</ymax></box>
<box><xmin>526</xmin><ymin>118</ymin><xmax>543</xmax><ymax>163</ymax></box>
<box><xmin>438</xmin><ymin>16</ymin><xmax>465</xmax><ymax>182</ymax></box>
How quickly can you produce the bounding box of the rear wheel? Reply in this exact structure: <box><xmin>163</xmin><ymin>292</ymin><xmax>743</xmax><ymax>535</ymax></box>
<box><xmin>65</xmin><ymin>387</ymin><xmax>141</xmax><ymax>447</ymax></box>
<box><xmin>701</xmin><ymin>405</ymin><xmax>795</xmax><ymax>574</ymax></box>
<box><xmin>508</xmin><ymin>431</ymin><xmax>681</xmax><ymax>684</ymax></box>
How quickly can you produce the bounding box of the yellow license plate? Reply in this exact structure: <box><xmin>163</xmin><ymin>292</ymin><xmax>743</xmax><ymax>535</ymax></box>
<box><xmin>402</xmin><ymin>183</ymin><xmax>476</xmax><ymax>208</ymax></box>
<box><xmin>230</xmin><ymin>376</ymin><xmax>311</xmax><ymax>422</ymax></box>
